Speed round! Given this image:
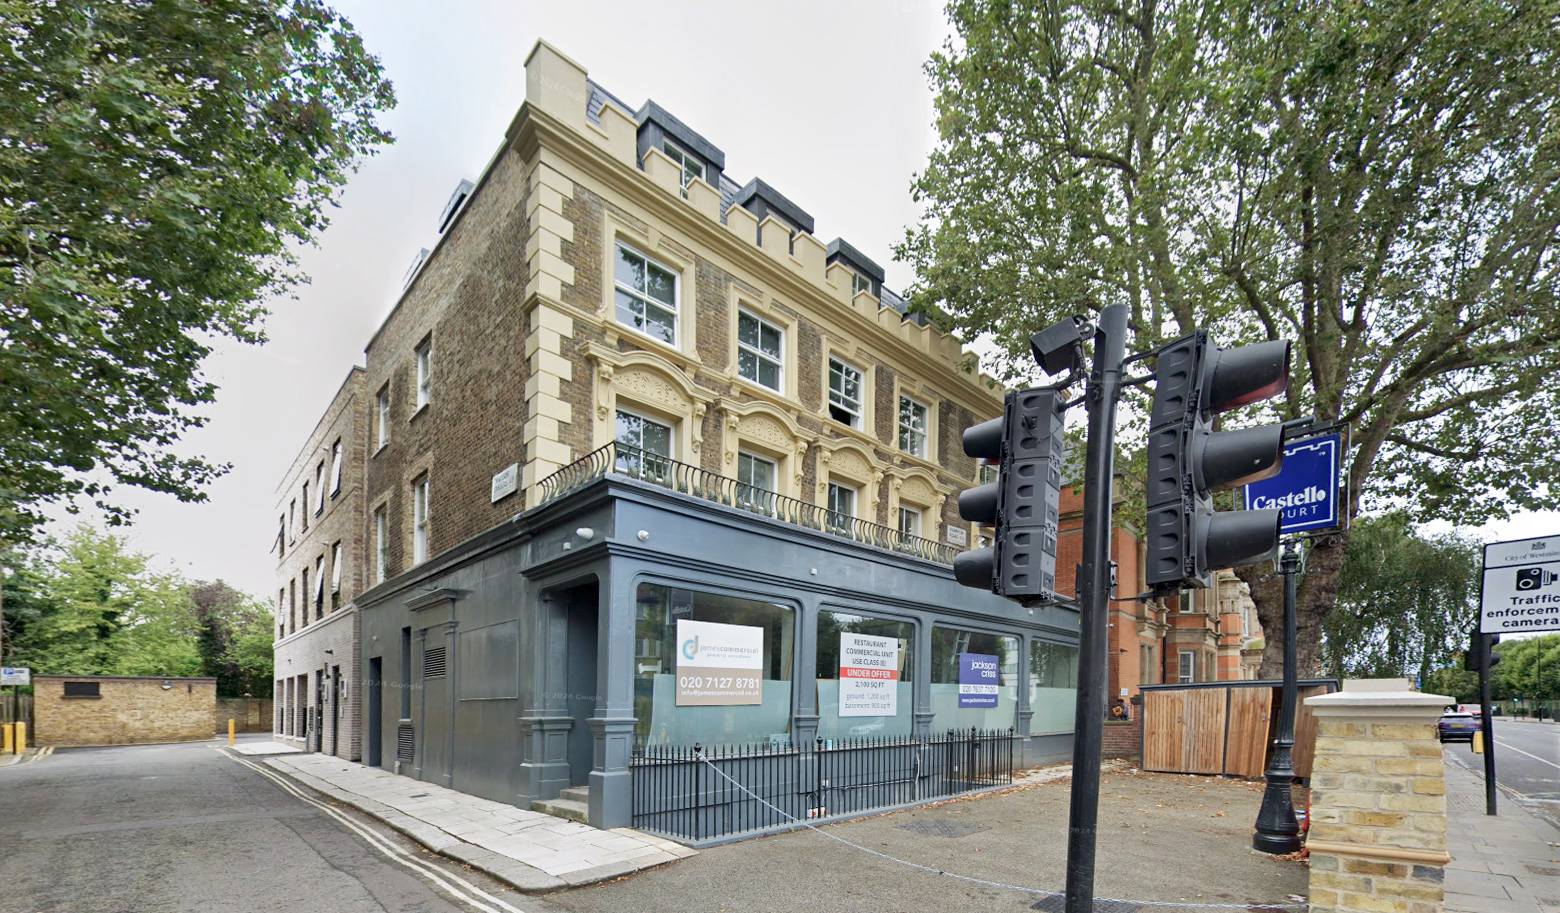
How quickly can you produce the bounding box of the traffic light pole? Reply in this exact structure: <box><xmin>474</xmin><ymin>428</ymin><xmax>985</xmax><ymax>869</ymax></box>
<box><xmin>1479</xmin><ymin>633</ymin><xmax>1498</xmax><ymax>816</ymax></box>
<box><xmin>1063</xmin><ymin>303</ymin><xmax>1127</xmax><ymax>913</ymax></box>
<box><xmin>1253</xmin><ymin>538</ymin><xmax>1302</xmax><ymax>853</ymax></box>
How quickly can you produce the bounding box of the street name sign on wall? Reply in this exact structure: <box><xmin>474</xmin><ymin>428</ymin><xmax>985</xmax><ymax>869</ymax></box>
<box><xmin>1481</xmin><ymin>535</ymin><xmax>1560</xmax><ymax>635</ymax></box>
<box><xmin>839</xmin><ymin>633</ymin><xmax>899</xmax><ymax>717</ymax></box>
<box><xmin>1243</xmin><ymin>431</ymin><xmax>1345</xmax><ymax>536</ymax></box>
<box><xmin>958</xmin><ymin>653</ymin><xmax>999</xmax><ymax>708</ymax></box>
<box><xmin>675</xmin><ymin>619</ymin><xmax>764</xmax><ymax>706</ymax></box>
<box><xmin>0</xmin><ymin>667</ymin><xmax>28</xmax><ymax>686</ymax></box>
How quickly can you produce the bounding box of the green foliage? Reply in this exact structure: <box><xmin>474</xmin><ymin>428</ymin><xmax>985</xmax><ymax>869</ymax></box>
<box><xmin>1319</xmin><ymin>514</ymin><xmax>1479</xmax><ymax>681</ymax></box>
<box><xmin>1423</xmin><ymin>665</ymin><xmax>1479</xmax><ymax>704</ymax></box>
<box><xmin>0</xmin><ymin>0</ymin><xmax>394</xmax><ymax>542</ymax></box>
<box><xmin>1491</xmin><ymin>634</ymin><xmax>1560</xmax><ymax>702</ymax></box>
<box><xmin>901</xmin><ymin>0</ymin><xmax>1560</xmax><ymax>672</ymax></box>
<box><xmin>4</xmin><ymin>527</ymin><xmax>271</xmax><ymax>691</ymax></box>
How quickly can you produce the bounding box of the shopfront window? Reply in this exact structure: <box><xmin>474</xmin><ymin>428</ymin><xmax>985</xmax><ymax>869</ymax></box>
<box><xmin>815</xmin><ymin>611</ymin><xmax>914</xmax><ymax>742</ymax></box>
<box><xmin>634</xmin><ymin>583</ymin><xmax>795</xmax><ymax>747</ymax></box>
<box><xmin>1029</xmin><ymin>641</ymin><xmax>1079</xmax><ymax>734</ymax></box>
<box><xmin>930</xmin><ymin>626</ymin><xmax>1018</xmax><ymax>732</ymax></box>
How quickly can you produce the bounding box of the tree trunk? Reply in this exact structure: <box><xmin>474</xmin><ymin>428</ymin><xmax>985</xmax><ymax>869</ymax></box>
<box><xmin>1241</xmin><ymin>530</ymin><xmax>1351</xmax><ymax>680</ymax></box>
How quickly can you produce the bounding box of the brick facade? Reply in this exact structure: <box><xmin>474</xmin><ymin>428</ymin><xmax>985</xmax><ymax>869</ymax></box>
<box><xmin>32</xmin><ymin>675</ymin><xmax>216</xmax><ymax>746</ymax></box>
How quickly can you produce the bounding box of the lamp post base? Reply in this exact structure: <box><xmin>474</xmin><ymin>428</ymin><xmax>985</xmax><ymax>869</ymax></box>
<box><xmin>1252</xmin><ymin>769</ymin><xmax>1302</xmax><ymax>854</ymax></box>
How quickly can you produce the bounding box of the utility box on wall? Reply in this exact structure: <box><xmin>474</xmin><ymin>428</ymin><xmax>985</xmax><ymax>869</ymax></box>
<box><xmin>32</xmin><ymin>675</ymin><xmax>218</xmax><ymax>747</ymax></box>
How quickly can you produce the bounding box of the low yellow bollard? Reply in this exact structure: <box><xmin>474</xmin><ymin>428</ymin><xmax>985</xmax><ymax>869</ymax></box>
<box><xmin>15</xmin><ymin>721</ymin><xmax>26</xmax><ymax>753</ymax></box>
<box><xmin>2</xmin><ymin>723</ymin><xmax>12</xmax><ymax>754</ymax></box>
<box><xmin>1472</xmin><ymin>730</ymin><xmax>1484</xmax><ymax>753</ymax></box>
<box><xmin>228</xmin><ymin>718</ymin><xmax>235</xmax><ymax>747</ymax></box>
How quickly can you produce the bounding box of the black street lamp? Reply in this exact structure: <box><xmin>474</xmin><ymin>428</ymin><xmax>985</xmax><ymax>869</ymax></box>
<box><xmin>1253</xmin><ymin>539</ymin><xmax>1302</xmax><ymax>853</ymax></box>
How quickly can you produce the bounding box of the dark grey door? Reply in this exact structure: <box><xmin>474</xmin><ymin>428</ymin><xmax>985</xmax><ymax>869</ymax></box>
<box><xmin>366</xmin><ymin>657</ymin><xmax>382</xmax><ymax>767</ymax></box>
<box><xmin>565</xmin><ymin>585</ymin><xmax>599</xmax><ymax>787</ymax></box>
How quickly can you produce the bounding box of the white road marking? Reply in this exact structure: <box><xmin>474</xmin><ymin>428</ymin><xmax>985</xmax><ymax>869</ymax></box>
<box><xmin>1495</xmin><ymin>737</ymin><xmax>1560</xmax><ymax>772</ymax></box>
<box><xmin>220</xmin><ymin>749</ymin><xmax>529</xmax><ymax>913</ymax></box>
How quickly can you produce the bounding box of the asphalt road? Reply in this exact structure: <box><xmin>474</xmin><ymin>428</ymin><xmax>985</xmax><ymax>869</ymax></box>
<box><xmin>1446</xmin><ymin>718</ymin><xmax>1560</xmax><ymax>827</ymax></box>
<box><xmin>0</xmin><ymin>736</ymin><xmax>565</xmax><ymax>913</ymax></box>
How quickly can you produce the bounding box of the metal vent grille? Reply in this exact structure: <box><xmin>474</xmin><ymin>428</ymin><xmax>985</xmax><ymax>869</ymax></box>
<box><xmin>423</xmin><ymin>646</ymin><xmax>447</xmax><ymax>677</ymax></box>
<box><xmin>396</xmin><ymin>723</ymin><xmax>414</xmax><ymax>762</ymax></box>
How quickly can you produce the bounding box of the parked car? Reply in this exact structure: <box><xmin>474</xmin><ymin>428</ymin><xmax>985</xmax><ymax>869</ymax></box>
<box><xmin>1437</xmin><ymin>711</ymin><xmax>1482</xmax><ymax>743</ymax></box>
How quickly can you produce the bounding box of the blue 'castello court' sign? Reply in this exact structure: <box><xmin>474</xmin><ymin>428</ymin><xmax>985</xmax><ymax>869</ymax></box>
<box><xmin>1243</xmin><ymin>432</ymin><xmax>1344</xmax><ymax>536</ymax></box>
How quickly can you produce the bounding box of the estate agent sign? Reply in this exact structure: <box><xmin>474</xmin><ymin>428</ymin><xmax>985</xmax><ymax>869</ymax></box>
<box><xmin>1481</xmin><ymin>535</ymin><xmax>1560</xmax><ymax>635</ymax></box>
<box><xmin>839</xmin><ymin>633</ymin><xmax>900</xmax><ymax>717</ymax></box>
<box><xmin>675</xmin><ymin>619</ymin><xmax>764</xmax><ymax>705</ymax></box>
<box><xmin>957</xmin><ymin>653</ymin><xmax>1000</xmax><ymax>708</ymax></box>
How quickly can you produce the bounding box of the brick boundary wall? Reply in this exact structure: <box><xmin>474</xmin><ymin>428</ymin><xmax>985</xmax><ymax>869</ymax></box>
<box><xmin>1102</xmin><ymin>716</ymin><xmax>1142</xmax><ymax>760</ymax></box>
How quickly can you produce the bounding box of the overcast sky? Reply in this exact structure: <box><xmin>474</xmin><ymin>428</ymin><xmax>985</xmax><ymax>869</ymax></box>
<box><xmin>76</xmin><ymin>0</ymin><xmax>1559</xmax><ymax>595</ymax></box>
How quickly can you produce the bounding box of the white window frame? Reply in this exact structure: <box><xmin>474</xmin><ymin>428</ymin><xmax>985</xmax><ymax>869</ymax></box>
<box><xmin>736</xmin><ymin>451</ymin><xmax>778</xmax><ymax>513</ymax></box>
<box><xmin>898</xmin><ymin>505</ymin><xmax>922</xmax><ymax>539</ymax></box>
<box><xmin>301</xmin><ymin>483</ymin><xmax>310</xmax><ymax>529</ymax></box>
<box><xmin>415</xmin><ymin>339</ymin><xmax>432</xmax><ymax>410</ymax></box>
<box><xmin>412</xmin><ymin>477</ymin><xmax>430</xmax><ymax>564</ymax></box>
<box><xmin>614</xmin><ymin>408</ymin><xmax>674</xmax><ymax>482</ymax></box>
<box><xmin>736</xmin><ymin>309</ymin><xmax>784</xmax><ymax>392</ymax></box>
<box><xmin>828</xmin><ymin>358</ymin><xmax>863</xmax><ymax>428</ymax></box>
<box><xmin>852</xmin><ymin>271</ymin><xmax>872</xmax><ymax>296</ymax></box>
<box><xmin>826</xmin><ymin>481</ymin><xmax>857</xmax><ymax>535</ymax></box>
<box><xmin>374</xmin><ymin>508</ymin><xmax>387</xmax><ymax>584</ymax></box>
<box><xmin>1177</xmin><ymin>650</ymin><xmax>1196</xmax><ymax>684</ymax></box>
<box><xmin>899</xmin><ymin>395</ymin><xmax>929</xmax><ymax>458</ymax></box>
<box><xmin>613</xmin><ymin>242</ymin><xmax>679</xmax><ymax>346</ymax></box>
<box><xmin>330</xmin><ymin>441</ymin><xmax>343</xmax><ymax>495</ymax></box>
<box><xmin>314</xmin><ymin>555</ymin><xmax>325</xmax><ymax>609</ymax></box>
<box><xmin>376</xmin><ymin>387</ymin><xmax>390</xmax><ymax>449</ymax></box>
<box><xmin>662</xmin><ymin>141</ymin><xmax>704</xmax><ymax>197</ymax></box>
<box><xmin>315</xmin><ymin>463</ymin><xmax>326</xmax><ymax>514</ymax></box>
<box><xmin>330</xmin><ymin>542</ymin><xmax>343</xmax><ymax>594</ymax></box>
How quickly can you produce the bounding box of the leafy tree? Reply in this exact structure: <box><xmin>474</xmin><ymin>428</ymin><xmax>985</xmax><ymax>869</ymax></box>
<box><xmin>1318</xmin><ymin>514</ymin><xmax>1478</xmax><ymax>682</ymax></box>
<box><xmin>12</xmin><ymin>527</ymin><xmax>143</xmax><ymax>673</ymax></box>
<box><xmin>0</xmin><ymin>0</ymin><xmax>394</xmax><ymax>542</ymax></box>
<box><xmin>190</xmin><ymin>580</ymin><xmax>274</xmax><ymax>697</ymax></box>
<box><xmin>1424</xmin><ymin>665</ymin><xmax>1479</xmax><ymax>705</ymax></box>
<box><xmin>899</xmin><ymin>0</ymin><xmax>1560</xmax><ymax>674</ymax></box>
<box><xmin>1492</xmin><ymin>634</ymin><xmax>1560</xmax><ymax>702</ymax></box>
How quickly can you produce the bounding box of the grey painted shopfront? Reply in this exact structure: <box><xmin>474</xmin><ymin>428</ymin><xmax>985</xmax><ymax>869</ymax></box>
<box><xmin>356</xmin><ymin>473</ymin><xmax>1080</xmax><ymax>831</ymax></box>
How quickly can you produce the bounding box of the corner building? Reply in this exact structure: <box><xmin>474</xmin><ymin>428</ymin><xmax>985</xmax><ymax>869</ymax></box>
<box><xmin>328</xmin><ymin>41</ymin><xmax>1082</xmax><ymax>832</ymax></box>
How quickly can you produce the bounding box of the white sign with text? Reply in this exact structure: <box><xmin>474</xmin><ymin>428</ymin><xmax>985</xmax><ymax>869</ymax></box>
<box><xmin>839</xmin><ymin>633</ymin><xmax>900</xmax><ymax>718</ymax></box>
<box><xmin>1481</xmin><ymin>534</ymin><xmax>1560</xmax><ymax>635</ymax></box>
<box><xmin>675</xmin><ymin>619</ymin><xmax>764</xmax><ymax>706</ymax></box>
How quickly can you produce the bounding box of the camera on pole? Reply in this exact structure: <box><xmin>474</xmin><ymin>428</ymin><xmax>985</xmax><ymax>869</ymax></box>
<box><xmin>1144</xmin><ymin>331</ymin><xmax>1291</xmax><ymax>590</ymax></box>
<box><xmin>953</xmin><ymin>388</ymin><xmax>1065</xmax><ymax>600</ymax></box>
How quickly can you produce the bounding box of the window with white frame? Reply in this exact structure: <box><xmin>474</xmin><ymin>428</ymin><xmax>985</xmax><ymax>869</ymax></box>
<box><xmin>301</xmin><ymin>483</ymin><xmax>310</xmax><ymax>528</ymax></box>
<box><xmin>978</xmin><ymin>462</ymin><xmax>998</xmax><ymax>485</ymax></box>
<box><xmin>737</xmin><ymin>310</ymin><xmax>783</xmax><ymax>391</ymax></box>
<box><xmin>288</xmin><ymin>500</ymin><xmax>296</xmax><ymax>542</ymax></box>
<box><xmin>826</xmin><ymin>481</ymin><xmax>856</xmax><ymax>534</ymax></box>
<box><xmin>662</xmin><ymin>142</ymin><xmax>704</xmax><ymax>198</ymax></box>
<box><xmin>898</xmin><ymin>505</ymin><xmax>922</xmax><ymax>539</ymax></box>
<box><xmin>330</xmin><ymin>542</ymin><xmax>343</xmax><ymax>595</ymax></box>
<box><xmin>314</xmin><ymin>555</ymin><xmax>325</xmax><ymax>614</ymax></box>
<box><xmin>330</xmin><ymin>440</ymin><xmax>343</xmax><ymax>495</ymax></box>
<box><xmin>415</xmin><ymin>338</ymin><xmax>432</xmax><ymax>409</ymax></box>
<box><xmin>828</xmin><ymin>358</ymin><xmax>863</xmax><ymax>428</ymax></box>
<box><xmin>315</xmin><ymin>462</ymin><xmax>326</xmax><ymax>513</ymax></box>
<box><xmin>614</xmin><ymin>409</ymin><xmax>672</xmax><ymax>481</ymax></box>
<box><xmin>277</xmin><ymin>515</ymin><xmax>286</xmax><ymax>556</ymax></box>
<box><xmin>852</xmin><ymin>271</ymin><xmax>872</xmax><ymax>296</ymax></box>
<box><xmin>412</xmin><ymin>476</ymin><xmax>430</xmax><ymax>564</ymax></box>
<box><xmin>898</xmin><ymin>395</ymin><xmax>929</xmax><ymax>458</ymax></box>
<box><xmin>614</xmin><ymin>242</ymin><xmax>677</xmax><ymax>345</ymax></box>
<box><xmin>374</xmin><ymin>507</ymin><xmax>387</xmax><ymax>584</ymax></box>
<box><xmin>736</xmin><ymin>451</ymin><xmax>777</xmax><ymax>513</ymax></box>
<box><xmin>376</xmin><ymin>387</ymin><xmax>390</xmax><ymax>449</ymax></box>
<box><xmin>1177</xmin><ymin>650</ymin><xmax>1195</xmax><ymax>684</ymax></box>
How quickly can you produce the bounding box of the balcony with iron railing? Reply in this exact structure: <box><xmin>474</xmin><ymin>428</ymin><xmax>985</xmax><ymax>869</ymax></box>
<box><xmin>535</xmin><ymin>441</ymin><xmax>958</xmax><ymax>564</ymax></box>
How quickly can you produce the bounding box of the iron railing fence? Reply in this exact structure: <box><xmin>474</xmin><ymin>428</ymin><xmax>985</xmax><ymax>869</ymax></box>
<box><xmin>630</xmin><ymin>728</ymin><xmax>1016</xmax><ymax>843</ymax></box>
<box><xmin>535</xmin><ymin>441</ymin><xmax>959</xmax><ymax>565</ymax></box>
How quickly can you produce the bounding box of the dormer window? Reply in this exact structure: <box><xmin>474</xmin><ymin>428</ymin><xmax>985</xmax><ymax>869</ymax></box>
<box><xmin>662</xmin><ymin>142</ymin><xmax>704</xmax><ymax>198</ymax></box>
<box><xmin>852</xmin><ymin>272</ymin><xmax>872</xmax><ymax>297</ymax></box>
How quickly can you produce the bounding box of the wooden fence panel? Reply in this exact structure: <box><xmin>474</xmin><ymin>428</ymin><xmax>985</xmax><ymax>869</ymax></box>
<box><xmin>1223</xmin><ymin>687</ymin><xmax>1273</xmax><ymax>778</ymax></box>
<box><xmin>1292</xmin><ymin>684</ymin><xmax>1329</xmax><ymax>778</ymax></box>
<box><xmin>1184</xmin><ymin>688</ymin><xmax>1228</xmax><ymax>774</ymax></box>
<box><xmin>1142</xmin><ymin>690</ymin><xmax>1186</xmax><ymax>772</ymax></box>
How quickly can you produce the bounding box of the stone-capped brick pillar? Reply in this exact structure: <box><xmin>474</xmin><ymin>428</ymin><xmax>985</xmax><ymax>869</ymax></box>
<box><xmin>1304</xmin><ymin>679</ymin><xmax>1452</xmax><ymax>913</ymax></box>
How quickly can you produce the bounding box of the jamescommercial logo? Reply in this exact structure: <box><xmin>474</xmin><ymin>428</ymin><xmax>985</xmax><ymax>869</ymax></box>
<box><xmin>681</xmin><ymin>635</ymin><xmax>699</xmax><ymax>661</ymax></box>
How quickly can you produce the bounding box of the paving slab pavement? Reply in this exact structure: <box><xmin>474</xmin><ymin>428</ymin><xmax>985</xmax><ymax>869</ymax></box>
<box><xmin>255</xmin><ymin>752</ymin><xmax>695</xmax><ymax>893</ymax></box>
<box><xmin>1444</xmin><ymin>757</ymin><xmax>1560</xmax><ymax>913</ymax></box>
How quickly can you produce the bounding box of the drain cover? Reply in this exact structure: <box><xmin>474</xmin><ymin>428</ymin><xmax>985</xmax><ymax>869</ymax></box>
<box><xmin>894</xmin><ymin>819</ymin><xmax>990</xmax><ymax>838</ymax></box>
<box><xmin>1030</xmin><ymin>898</ymin><xmax>1139</xmax><ymax>913</ymax></box>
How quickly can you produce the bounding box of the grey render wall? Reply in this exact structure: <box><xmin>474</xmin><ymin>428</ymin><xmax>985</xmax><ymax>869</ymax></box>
<box><xmin>357</xmin><ymin>476</ymin><xmax>1079</xmax><ymax>826</ymax></box>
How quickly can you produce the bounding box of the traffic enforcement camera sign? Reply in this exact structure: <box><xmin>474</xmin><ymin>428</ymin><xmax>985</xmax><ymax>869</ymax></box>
<box><xmin>1481</xmin><ymin>535</ymin><xmax>1560</xmax><ymax>635</ymax></box>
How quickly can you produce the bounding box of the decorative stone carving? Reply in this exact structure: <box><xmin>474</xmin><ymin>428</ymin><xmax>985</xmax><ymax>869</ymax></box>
<box><xmin>741</xmin><ymin>414</ymin><xmax>793</xmax><ymax>454</ymax></box>
<box><xmin>830</xmin><ymin>447</ymin><xmax>871</xmax><ymax>482</ymax></box>
<box><xmin>614</xmin><ymin>367</ymin><xmax>690</xmax><ymax>415</ymax></box>
<box><xmin>901</xmin><ymin>476</ymin><xmax>936</xmax><ymax>508</ymax></box>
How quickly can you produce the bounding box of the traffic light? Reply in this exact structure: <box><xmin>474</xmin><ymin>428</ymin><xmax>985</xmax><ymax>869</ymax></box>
<box><xmin>1144</xmin><ymin>331</ymin><xmax>1291</xmax><ymax>590</ymax></box>
<box><xmin>1465</xmin><ymin>632</ymin><xmax>1502</xmax><ymax>671</ymax></box>
<box><xmin>954</xmin><ymin>388</ymin><xmax>1065</xmax><ymax>600</ymax></box>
